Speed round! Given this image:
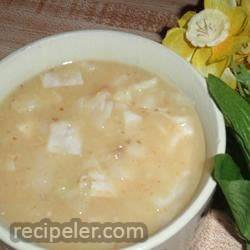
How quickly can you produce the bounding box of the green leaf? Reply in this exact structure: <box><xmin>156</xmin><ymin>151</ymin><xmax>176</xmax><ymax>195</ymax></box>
<box><xmin>214</xmin><ymin>154</ymin><xmax>243</xmax><ymax>181</ymax></box>
<box><xmin>247</xmin><ymin>243</ymin><xmax>250</xmax><ymax>250</ymax></box>
<box><xmin>232</xmin><ymin>64</ymin><xmax>250</xmax><ymax>88</ymax></box>
<box><xmin>226</xmin><ymin>128</ymin><xmax>250</xmax><ymax>179</ymax></box>
<box><xmin>207</xmin><ymin>74</ymin><xmax>250</xmax><ymax>164</ymax></box>
<box><xmin>214</xmin><ymin>154</ymin><xmax>250</xmax><ymax>242</ymax></box>
<box><xmin>231</xmin><ymin>63</ymin><xmax>250</xmax><ymax>101</ymax></box>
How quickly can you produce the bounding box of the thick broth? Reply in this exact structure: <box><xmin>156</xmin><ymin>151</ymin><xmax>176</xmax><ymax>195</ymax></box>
<box><xmin>0</xmin><ymin>61</ymin><xmax>205</xmax><ymax>249</ymax></box>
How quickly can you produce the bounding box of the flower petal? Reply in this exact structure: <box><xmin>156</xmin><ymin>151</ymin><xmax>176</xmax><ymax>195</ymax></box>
<box><xmin>209</xmin><ymin>35</ymin><xmax>249</xmax><ymax>63</ymax></box>
<box><xmin>241</xmin><ymin>0</ymin><xmax>250</xmax><ymax>15</ymax></box>
<box><xmin>239</xmin><ymin>42</ymin><xmax>250</xmax><ymax>55</ymax></box>
<box><xmin>178</xmin><ymin>11</ymin><xmax>196</xmax><ymax>28</ymax></box>
<box><xmin>192</xmin><ymin>47</ymin><xmax>229</xmax><ymax>77</ymax></box>
<box><xmin>162</xmin><ymin>28</ymin><xmax>195</xmax><ymax>61</ymax></box>
<box><xmin>221</xmin><ymin>67</ymin><xmax>237</xmax><ymax>89</ymax></box>
<box><xmin>204</xmin><ymin>0</ymin><xmax>233</xmax><ymax>11</ymax></box>
<box><xmin>227</xmin><ymin>7</ymin><xmax>247</xmax><ymax>35</ymax></box>
<box><xmin>234</xmin><ymin>53</ymin><xmax>248</xmax><ymax>64</ymax></box>
<box><xmin>192</xmin><ymin>47</ymin><xmax>211</xmax><ymax>68</ymax></box>
<box><xmin>240</xmin><ymin>17</ymin><xmax>250</xmax><ymax>37</ymax></box>
<box><xmin>186</xmin><ymin>9</ymin><xmax>230</xmax><ymax>47</ymax></box>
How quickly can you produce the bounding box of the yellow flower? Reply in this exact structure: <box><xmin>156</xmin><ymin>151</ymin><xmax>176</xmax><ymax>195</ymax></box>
<box><xmin>235</xmin><ymin>42</ymin><xmax>250</xmax><ymax>67</ymax></box>
<box><xmin>162</xmin><ymin>11</ymin><xmax>196</xmax><ymax>61</ymax></box>
<box><xmin>241</xmin><ymin>0</ymin><xmax>250</xmax><ymax>16</ymax></box>
<box><xmin>186</xmin><ymin>9</ymin><xmax>230</xmax><ymax>47</ymax></box>
<box><xmin>234</xmin><ymin>0</ymin><xmax>250</xmax><ymax>67</ymax></box>
<box><xmin>221</xmin><ymin>67</ymin><xmax>237</xmax><ymax>89</ymax></box>
<box><xmin>162</xmin><ymin>28</ymin><xmax>195</xmax><ymax>61</ymax></box>
<box><xmin>162</xmin><ymin>0</ymin><xmax>249</xmax><ymax>82</ymax></box>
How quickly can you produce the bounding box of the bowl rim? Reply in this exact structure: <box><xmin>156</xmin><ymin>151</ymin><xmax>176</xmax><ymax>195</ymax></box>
<box><xmin>0</xmin><ymin>29</ymin><xmax>226</xmax><ymax>250</ymax></box>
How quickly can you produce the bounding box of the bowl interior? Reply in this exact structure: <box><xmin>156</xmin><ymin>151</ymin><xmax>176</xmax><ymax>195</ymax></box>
<box><xmin>0</xmin><ymin>30</ymin><xmax>225</xmax><ymax>250</ymax></box>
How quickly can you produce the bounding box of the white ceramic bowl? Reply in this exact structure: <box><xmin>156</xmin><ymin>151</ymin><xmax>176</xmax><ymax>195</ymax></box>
<box><xmin>0</xmin><ymin>30</ymin><xmax>226</xmax><ymax>250</ymax></box>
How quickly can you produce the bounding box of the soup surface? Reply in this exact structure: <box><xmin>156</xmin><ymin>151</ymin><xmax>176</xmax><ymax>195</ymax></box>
<box><xmin>0</xmin><ymin>61</ymin><xmax>205</xmax><ymax>249</ymax></box>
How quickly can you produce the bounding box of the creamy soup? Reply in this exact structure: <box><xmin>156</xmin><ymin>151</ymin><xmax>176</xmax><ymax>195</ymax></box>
<box><xmin>0</xmin><ymin>61</ymin><xmax>205</xmax><ymax>249</ymax></box>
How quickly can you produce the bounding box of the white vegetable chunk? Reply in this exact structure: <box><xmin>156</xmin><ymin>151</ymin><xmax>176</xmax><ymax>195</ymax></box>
<box><xmin>98</xmin><ymin>101</ymin><xmax>113</xmax><ymax>126</ymax></box>
<box><xmin>173</xmin><ymin>116</ymin><xmax>194</xmax><ymax>135</ymax></box>
<box><xmin>11</xmin><ymin>98</ymin><xmax>38</xmax><ymax>113</ymax></box>
<box><xmin>91</xmin><ymin>91</ymin><xmax>111</xmax><ymax>110</ymax></box>
<box><xmin>42</xmin><ymin>71</ymin><xmax>83</xmax><ymax>88</ymax></box>
<box><xmin>47</xmin><ymin>121</ymin><xmax>82</xmax><ymax>155</ymax></box>
<box><xmin>113</xmin><ymin>89</ymin><xmax>132</xmax><ymax>104</ymax></box>
<box><xmin>89</xmin><ymin>91</ymin><xmax>113</xmax><ymax>127</ymax></box>
<box><xmin>124</xmin><ymin>111</ymin><xmax>142</xmax><ymax>127</ymax></box>
<box><xmin>111</xmin><ymin>74</ymin><xmax>129</xmax><ymax>86</ymax></box>
<box><xmin>153</xmin><ymin>170</ymin><xmax>190</xmax><ymax>208</ymax></box>
<box><xmin>91</xmin><ymin>181</ymin><xmax>115</xmax><ymax>197</ymax></box>
<box><xmin>80</xmin><ymin>171</ymin><xmax>116</xmax><ymax>197</ymax></box>
<box><xmin>154</xmin><ymin>193</ymin><xmax>177</xmax><ymax>208</ymax></box>
<box><xmin>132</xmin><ymin>77</ymin><xmax>158</xmax><ymax>92</ymax></box>
<box><xmin>156</xmin><ymin>111</ymin><xmax>194</xmax><ymax>136</ymax></box>
<box><xmin>136</xmin><ymin>96</ymin><xmax>157</xmax><ymax>109</ymax></box>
